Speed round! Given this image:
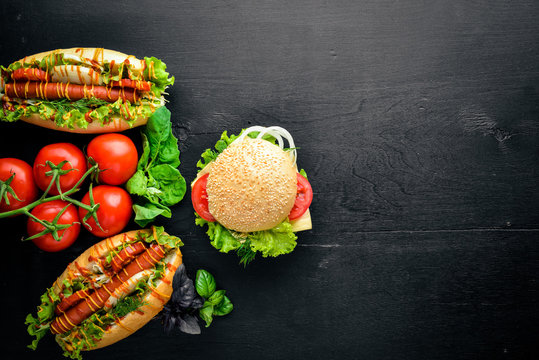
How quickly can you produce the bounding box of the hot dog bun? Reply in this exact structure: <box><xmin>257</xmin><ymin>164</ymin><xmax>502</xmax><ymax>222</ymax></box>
<box><xmin>20</xmin><ymin>112</ymin><xmax>149</xmax><ymax>134</ymax></box>
<box><xmin>92</xmin><ymin>248</ymin><xmax>181</xmax><ymax>349</ymax></box>
<box><xmin>19</xmin><ymin>48</ymin><xmax>146</xmax><ymax>73</ymax></box>
<box><xmin>49</xmin><ymin>228</ymin><xmax>182</xmax><ymax>352</ymax></box>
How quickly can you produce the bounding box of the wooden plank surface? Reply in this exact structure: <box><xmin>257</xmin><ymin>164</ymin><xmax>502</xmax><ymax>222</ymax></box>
<box><xmin>1</xmin><ymin>1</ymin><xmax>538</xmax><ymax>359</ymax></box>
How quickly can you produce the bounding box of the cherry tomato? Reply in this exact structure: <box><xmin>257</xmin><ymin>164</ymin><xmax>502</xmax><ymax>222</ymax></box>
<box><xmin>33</xmin><ymin>143</ymin><xmax>87</xmax><ymax>195</ymax></box>
<box><xmin>87</xmin><ymin>133</ymin><xmax>138</xmax><ymax>185</ymax></box>
<box><xmin>78</xmin><ymin>185</ymin><xmax>132</xmax><ymax>238</ymax></box>
<box><xmin>0</xmin><ymin>158</ymin><xmax>38</xmax><ymax>214</ymax></box>
<box><xmin>191</xmin><ymin>173</ymin><xmax>215</xmax><ymax>222</ymax></box>
<box><xmin>288</xmin><ymin>173</ymin><xmax>313</xmax><ymax>220</ymax></box>
<box><xmin>27</xmin><ymin>200</ymin><xmax>80</xmax><ymax>252</ymax></box>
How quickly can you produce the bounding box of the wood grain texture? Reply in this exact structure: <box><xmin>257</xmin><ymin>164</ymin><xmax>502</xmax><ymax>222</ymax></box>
<box><xmin>1</xmin><ymin>1</ymin><xmax>538</xmax><ymax>359</ymax></box>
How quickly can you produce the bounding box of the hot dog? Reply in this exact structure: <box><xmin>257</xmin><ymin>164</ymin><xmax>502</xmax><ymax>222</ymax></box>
<box><xmin>1</xmin><ymin>48</ymin><xmax>174</xmax><ymax>133</ymax></box>
<box><xmin>26</xmin><ymin>227</ymin><xmax>183</xmax><ymax>359</ymax></box>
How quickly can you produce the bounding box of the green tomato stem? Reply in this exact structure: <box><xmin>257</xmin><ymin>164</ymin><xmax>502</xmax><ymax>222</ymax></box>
<box><xmin>0</xmin><ymin>163</ymin><xmax>98</xmax><ymax>219</ymax></box>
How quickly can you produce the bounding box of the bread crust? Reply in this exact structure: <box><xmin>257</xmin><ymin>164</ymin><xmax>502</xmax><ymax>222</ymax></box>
<box><xmin>20</xmin><ymin>113</ymin><xmax>148</xmax><ymax>134</ymax></box>
<box><xmin>51</xmin><ymin>229</ymin><xmax>181</xmax><ymax>350</ymax></box>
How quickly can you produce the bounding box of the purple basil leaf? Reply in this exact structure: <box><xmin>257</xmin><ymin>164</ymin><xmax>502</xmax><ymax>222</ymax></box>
<box><xmin>179</xmin><ymin>314</ymin><xmax>201</xmax><ymax>335</ymax></box>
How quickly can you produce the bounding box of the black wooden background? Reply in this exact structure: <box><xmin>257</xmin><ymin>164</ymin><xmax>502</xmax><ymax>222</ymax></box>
<box><xmin>1</xmin><ymin>1</ymin><xmax>538</xmax><ymax>359</ymax></box>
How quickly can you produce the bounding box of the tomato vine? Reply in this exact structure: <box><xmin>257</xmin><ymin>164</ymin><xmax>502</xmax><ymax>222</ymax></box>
<box><xmin>0</xmin><ymin>161</ymin><xmax>103</xmax><ymax>241</ymax></box>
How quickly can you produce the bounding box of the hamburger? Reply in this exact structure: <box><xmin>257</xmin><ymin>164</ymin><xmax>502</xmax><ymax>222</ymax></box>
<box><xmin>191</xmin><ymin>126</ymin><xmax>313</xmax><ymax>265</ymax></box>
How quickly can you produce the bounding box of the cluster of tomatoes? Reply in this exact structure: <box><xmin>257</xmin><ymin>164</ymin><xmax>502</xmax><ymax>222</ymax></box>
<box><xmin>0</xmin><ymin>134</ymin><xmax>138</xmax><ymax>252</ymax></box>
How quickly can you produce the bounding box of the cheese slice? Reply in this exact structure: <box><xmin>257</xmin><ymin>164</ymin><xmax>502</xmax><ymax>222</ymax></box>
<box><xmin>191</xmin><ymin>162</ymin><xmax>213</xmax><ymax>188</ymax></box>
<box><xmin>290</xmin><ymin>208</ymin><xmax>312</xmax><ymax>232</ymax></box>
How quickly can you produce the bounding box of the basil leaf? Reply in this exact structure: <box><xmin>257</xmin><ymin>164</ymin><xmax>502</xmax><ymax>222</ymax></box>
<box><xmin>213</xmin><ymin>296</ymin><xmax>233</xmax><ymax>316</ymax></box>
<box><xmin>179</xmin><ymin>314</ymin><xmax>201</xmax><ymax>335</ymax></box>
<box><xmin>208</xmin><ymin>289</ymin><xmax>226</xmax><ymax>306</ymax></box>
<box><xmin>199</xmin><ymin>302</ymin><xmax>214</xmax><ymax>328</ymax></box>
<box><xmin>195</xmin><ymin>269</ymin><xmax>216</xmax><ymax>298</ymax></box>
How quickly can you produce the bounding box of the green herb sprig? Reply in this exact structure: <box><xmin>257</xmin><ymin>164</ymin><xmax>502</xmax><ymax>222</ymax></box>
<box><xmin>194</xmin><ymin>269</ymin><xmax>233</xmax><ymax>327</ymax></box>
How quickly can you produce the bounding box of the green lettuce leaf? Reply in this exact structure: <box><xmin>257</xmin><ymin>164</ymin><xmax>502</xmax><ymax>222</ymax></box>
<box><xmin>25</xmin><ymin>314</ymin><xmax>49</xmax><ymax>352</ymax></box>
<box><xmin>150</xmin><ymin>225</ymin><xmax>184</xmax><ymax>248</ymax></box>
<box><xmin>249</xmin><ymin>220</ymin><xmax>297</xmax><ymax>257</ymax></box>
<box><xmin>0</xmin><ymin>97</ymin><xmax>157</xmax><ymax>129</ymax></box>
<box><xmin>144</xmin><ymin>56</ymin><xmax>175</xmax><ymax>97</ymax></box>
<box><xmin>195</xmin><ymin>212</ymin><xmax>297</xmax><ymax>261</ymax></box>
<box><xmin>25</xmin><ymin>287</ymin><xmax>60</xmax><ymax>351</ymax></box>
<box><xmin>195</xmin><ymin>213</ymin><xmax>241</xmax><ymax>253</ymax></box>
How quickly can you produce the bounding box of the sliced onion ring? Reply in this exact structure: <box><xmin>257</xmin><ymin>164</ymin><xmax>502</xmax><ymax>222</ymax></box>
<box><xmin>233</xmin><ymin>125</ymin><xmax>298</xmax><ymax>165</ymax></box>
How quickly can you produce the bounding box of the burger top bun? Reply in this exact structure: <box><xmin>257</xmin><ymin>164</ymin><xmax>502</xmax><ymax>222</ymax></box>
<box><xmin>206</xmin><ymin>137</ymin><xmax>297</xmax><ymax>232</ymax></box>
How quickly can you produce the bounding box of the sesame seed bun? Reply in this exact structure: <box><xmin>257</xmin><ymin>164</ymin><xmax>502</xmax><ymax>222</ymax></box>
<box><xmin>206</xmin><ymin>137</ymin><xmax>297</xmax><ymax>232</ymax></box>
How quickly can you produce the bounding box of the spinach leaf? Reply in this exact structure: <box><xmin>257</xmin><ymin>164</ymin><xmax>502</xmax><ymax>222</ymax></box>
<box><xmin>126</xmin><ymin>106</ymin><xmax>186</xmax><ymax>226</ymax></box>
<box><xmin>133</xmin><ymin>201</ymin><xmax>171</xmax><ymax>227</ymax></box>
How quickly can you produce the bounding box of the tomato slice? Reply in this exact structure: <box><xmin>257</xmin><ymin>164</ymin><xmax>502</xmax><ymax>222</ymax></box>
<box><xmin>192</xmin><ymin>173</ymin><xmax>216</xmax><ymax>222</ymax></box>
<box><xmin>288</xmin><ymin>173</ymin><xmax>313</xmax><ymax>220</ymax></box>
